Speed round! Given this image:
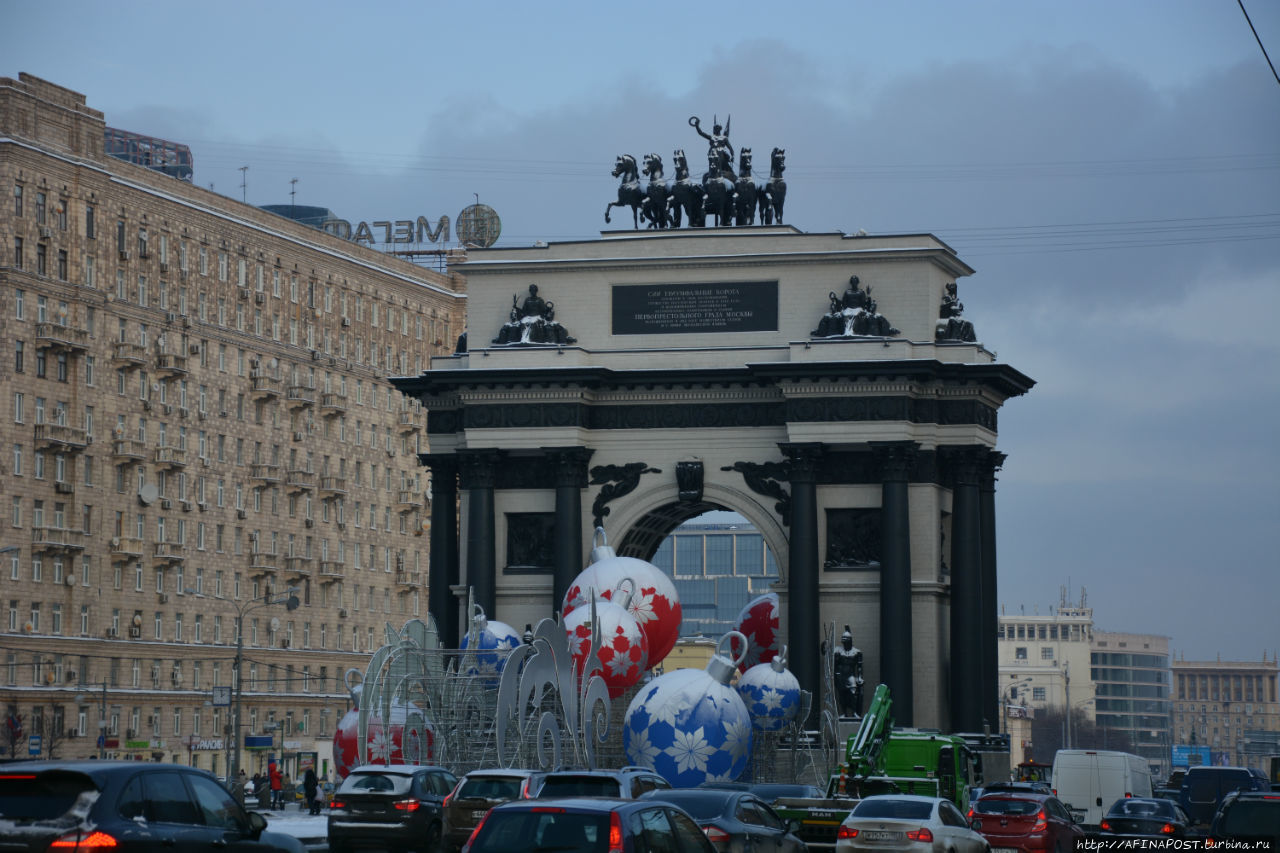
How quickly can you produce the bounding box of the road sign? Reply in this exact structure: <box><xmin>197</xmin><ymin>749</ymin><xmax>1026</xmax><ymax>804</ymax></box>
<box><xmin>29</xmin><ymin>734</ymin><xmax>42</xmax><ymax>756</ymax></box>
<box><xmin>212</xmin><ymin>686</ymin><xmax>231</xmax><ymax>707</ymax></box>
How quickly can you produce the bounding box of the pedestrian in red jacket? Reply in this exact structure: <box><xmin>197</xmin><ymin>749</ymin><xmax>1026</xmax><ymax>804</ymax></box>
<box><xmin>269</xmin><ymin>762</ymin><xmax>283</xmax><ymax>810</ymax></box>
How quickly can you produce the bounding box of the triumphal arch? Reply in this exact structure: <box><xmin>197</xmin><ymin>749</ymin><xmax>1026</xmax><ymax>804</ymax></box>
<box><xmin>393</xmin><ymin>225</ymin><xmax>1032</xmax><ymax>731</ymax></box>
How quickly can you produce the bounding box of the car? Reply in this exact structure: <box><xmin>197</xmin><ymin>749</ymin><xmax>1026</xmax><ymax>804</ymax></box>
<box><xmin>981</xmin><ymin>780</ymin><xmax>1053</xmax><ymax>796</ymax></box>
<box><xmin>0</xmin><ymin>760</ymin><xmax>304</xmax><ymax>852</ymax></box>
<box><xmin>749</xmin><ymin>782</ymin><xmax>826</xmax><ymax>803</ymax></box>
<box><xmin>970</xmin><ymin>791</ymin><xmax>1084</xmax><ymax>852</ymax></box>
<box><xmin>836</xmin><ymin>794</ymin><xmax>989</xmax><ymax>853</ymax></box>
<box><xmin>1099</xmin><ymin>796</ymin><xmax>1192</xmax><ymax>839</ymax></box>
<box><xmin>462</xmin><ymin>796</ymin><xmax>716</xmax><ymax>853</ymax></box>
<box><xmin>640</xmin><ymin>787</ymin><xmax>807</xmax><ymax>853</ymax></box>
<box><xmin>327</xmin><ymin>763</ymin><xmax>457</xmax><ymax>853</ymax></box>
<box><xmin>1206</xmin><ymin>790</ymin><xmax>1280</xmax><ymax>845</ymax></box>
<box><xmin>1180</xmin><ymin>765</ymin><xmax>1270</xmax><ymax>827</ymax></box>
<box><xmin>533</xmin><ymin>766</ymin><xmax>672</xmax><ymax>799</ymax></box>
<box><xmin>442</xmin><ymin>768</ymin><xmax>544</xmax><ymax>853</ymax></box>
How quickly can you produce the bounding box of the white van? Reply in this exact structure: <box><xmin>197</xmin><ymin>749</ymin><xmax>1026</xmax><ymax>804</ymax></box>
<box><xmin>1050</xmin><ymin>749</ymin><xmax>1153</xmax><ymax>830</ymax></box>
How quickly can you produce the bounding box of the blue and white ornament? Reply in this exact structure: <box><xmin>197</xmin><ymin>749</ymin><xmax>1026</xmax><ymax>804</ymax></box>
<box><xmin>459</xmin><ymin>605</ymin><xmax>520</xmax><ymax>680</ymax></box>
<box><xmin>737</xmin><ymin>644</ymin><xmax>801</xmax><ymax>731</ymax></box>
<box><xmin>624</xmin><ymin>631</ymin><xmax>754</xmax><ymax>787</ymax></box>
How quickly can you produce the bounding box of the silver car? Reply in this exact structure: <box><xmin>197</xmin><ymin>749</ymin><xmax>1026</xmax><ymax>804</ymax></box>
<box><xmin>836</xmin><ymin>795</ymin><xmax>990</xmax><ymax>853</ymax></box>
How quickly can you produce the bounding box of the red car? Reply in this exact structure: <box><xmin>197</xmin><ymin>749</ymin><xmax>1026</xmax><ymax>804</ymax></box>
<box><xmin>970</xmin><ymin>792</ymin><xmax>1085</xmax><ymax>853</ymax></box>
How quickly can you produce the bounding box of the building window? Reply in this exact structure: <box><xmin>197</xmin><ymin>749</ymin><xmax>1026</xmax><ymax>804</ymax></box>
<box><xmin>1033</xmin><ymin>687</ymin><xmax>1046</xmax><ymax>701</ymax></box>
<box><xmin>1015</xmin><ymin>646</ymin><xmax>1028</xmax><ymax>660</ymax></box>
<box><xmin>13</xmin><ymin>184</ymin><xmax>22</xmax><ymax>216</ymax></box>
<box><xmin>85</xmin><ymin>204</ymin><xmax>95</xmax><ymax>239</ymax></box>
<box><xmin>13</xmin><ymin>237</ymin><xmax>23</xmax><ymax>270</ymax></box>
<box><xmin>1041</xmin><ymin>647</ymin><xmax>1055</xmax><ymax>660</ymax></box>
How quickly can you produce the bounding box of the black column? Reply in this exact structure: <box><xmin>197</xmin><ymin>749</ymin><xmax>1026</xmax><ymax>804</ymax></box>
<box><xmin>422</xmin><ymin>454</ymin><xmax>459</xmax><ymax>646</ymax></box>
<box><xmin>979</xmin><ymin>451</ymin><xmax>1006</xmax><ymax>730</ymax></box>
<box><xmin>458</xmin><ymin>449</ymin><xmax>500</xmax><ymax>621</ymax></box>
<box><xmin>548</xmin><ymin>447</ymin><xmax>594</xmax><ymax>615</ymax></box>
<box><xmin>945</xmin><ymin>446</ymin><xmax>985</xmax><ymax>732</ymax></box>
<box><xmin>781</xmin><ymin>442</ymin><xmax>823</xmax><ymax>727</ymax></box>
<box><xmin>872</xmin><ymin>440</ymin><xmax>919</xmax><ymax>726</ymax></box>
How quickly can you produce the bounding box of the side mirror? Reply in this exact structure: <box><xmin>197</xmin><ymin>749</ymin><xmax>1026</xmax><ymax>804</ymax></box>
<box><xmin>247</xmin><ymin>811</ymin><xmax>268</xmax><ymax>838</ymax></box>
<box><xmin>788</xmin><ymin>819</ymin><xmax>802</xmax><ymax>834</ymax></box>
<box><xmin>970</xmin><ymin>818</ymin><xmax>982</xmax><ymax>831</ymax></box>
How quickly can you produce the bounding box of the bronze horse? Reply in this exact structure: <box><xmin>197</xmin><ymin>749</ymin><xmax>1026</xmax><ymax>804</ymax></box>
<box><xmin>702</xmin><ymin>150</ymin><xmax>735</xmax><ymax>227</ymax></box>
<box><xmin>605</xmin><ymin>154</ymin><xmax>644</xmax><ymax>229</ymax></box>
<box><xmin>734</xmin><ymin>148</ymin><xmax>757</xmax><ymax>226</ymax></box>
<box><xmin>670</xmin><ymin>149</ymin><xmax>705</xmax><ymax>228</ymax></box>
<box><xmin>641</xmin><ymin>153</ymin><xmax>671</xmax><ymax>229</ymax></box>
<box><xmin>760</xmin><ymin>147</ymin><xmax>786</xmax><ymax>225</ymax></box>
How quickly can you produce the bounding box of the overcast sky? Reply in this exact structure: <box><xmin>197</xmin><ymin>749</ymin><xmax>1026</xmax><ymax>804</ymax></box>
<box><xmin>6</xmin><ymin>0</ymin><xmax>1278</xmax><ymax>663</ymax></box>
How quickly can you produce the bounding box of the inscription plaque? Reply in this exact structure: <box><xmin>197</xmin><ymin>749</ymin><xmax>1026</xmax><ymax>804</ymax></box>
<box><xmin>612</xmin><ymin>281</ymin><xmax>778</xmax><ymax>335</ymax></box>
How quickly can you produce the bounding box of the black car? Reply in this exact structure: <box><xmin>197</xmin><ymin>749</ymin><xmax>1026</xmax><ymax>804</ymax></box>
<box><xmin>462</xmin><ymin>796</ymin><xmax>716</xmax><ymax>853</ymax></box>
<box><xmin>641</xmin><ymin>788</ymin><xmax>807</xmax><ymax>853</ymax></box>
<box><xmin>533</xmin><ymin>767</ymin><xmax>671</xmax><ymax>799</ymax></box>
<box><xmin>442</xmin><ymin>768</ymin><xmax>543</xmax><ymax>853</ymax></box>
<box><xmin>1207</xmin><ymin>790</ymin><xmax>1280</xmax><ymax>844</ymax></box>
<box><xmin>1100</xmin><ymin>796</ymin><xmax>1192</xmax><ymax>839</ymax></box>
<box><xmin>327</xmin><ymin>763</ymin><xmax>457</xmax><ymax>853</ymax></box>
<box><xmin>0</xmin><ymin>760</ymin><xmax>304</xmax><ymax>853</ymax></box>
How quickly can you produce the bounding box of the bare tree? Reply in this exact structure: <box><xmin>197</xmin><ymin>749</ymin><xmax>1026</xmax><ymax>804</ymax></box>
<box><xmin>3</xmin><ymin>705</ymin><xmax>27</xmax><ymax>759</ymax></box>
<box><xmin>1029</xmin><ymin>706</ymin><xmax>1134</xmax><ymax>764</ymax></box>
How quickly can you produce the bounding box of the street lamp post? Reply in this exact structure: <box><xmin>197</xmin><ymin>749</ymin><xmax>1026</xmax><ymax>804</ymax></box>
<box><xmin>97</xmin><ymin>680</ymin><xmax>107</xmax><ymax>759</ymax></box>
<box><xmin>229</xmin><ymin>588</ymin><xmax>299</xmax><ymax>782</ymax></box>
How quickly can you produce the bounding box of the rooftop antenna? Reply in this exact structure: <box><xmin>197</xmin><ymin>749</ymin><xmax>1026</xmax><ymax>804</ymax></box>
<box><xmin>239</xmin><ymin>166</ymin><xmax>249</xmax><ymax>203</ymax></box>
<box><xmin>290</xmin><ymin>178</ymin><xmax>298</xmax><ymax>218</ymax></box>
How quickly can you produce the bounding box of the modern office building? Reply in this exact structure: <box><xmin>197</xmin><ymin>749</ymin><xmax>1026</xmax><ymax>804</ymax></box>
<box><xmin>1171</xmin><ymin>654</ymin><xmax>1280</xmax><ymax>769</ymax></box>
<box><xmin>1091</xmin><ymin>630</ymin><xmax>1171</xmax><ymax>776</ymax></box>
<box><xmin>0</xmin><ymin>72</ymin><xmax>465</xmax><ymax>777</ymax></box>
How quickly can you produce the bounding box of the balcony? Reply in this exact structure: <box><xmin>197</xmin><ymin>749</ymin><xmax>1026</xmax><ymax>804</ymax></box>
<box><xmin>249</xmin><ymin>550</ymin><xmax>279</xmax><ymax>578</ymax></box>
<box><xmin>112</xmin><ymin>438</ymin><xmax>148</xmax><ymax>462</ymax></box>
<box><xmin>285</xmin><ymin>469</ymin><xmax>315</xmax><ymax>494</ymax></box>
<box><xmin>285</xmin><ymin>384</ymin><xmax>316</xmax><ymax>410</ymax></box>
<box><xmin>284</xmin><ymin>555</ymin><xmax>313</xmax><ymax>580</ymax></box>
<box><xmin>249</xmin><ymin>463</ymin><xmax>282</xmax><ymax>485</ymax></box>
<box><xmin>152</xmin><ymin>540</ymin><xmax>184</xmax><ymax>565</ymax></box>
<box><xmin>110</xmin><ymin>536</ymin><xmax>144</xmax><ymax>561</ymax></box>
<box><xmin>34</xmin><ymin>423</ymin><xmax>89</xmax><ymax>452</ymax></box>
<box><xmin>154</xmin><ymin>352</ymin><xmax>189</xmax><ymax>377</ymax></box>
<box><xmin>250</xmin><ymin>373</ymin><xmax>282</xmax><ymax>400</ymax></box>
<box><xmin>35</xmin><ymin>323</ymin><xmax>90</xmax><ymax>353</ymax></box>
<box><xmin>396</xmin><ymin>490</ymin><xmax>423</xmax><ymax>512</ymax></box>
<box><xmin>318</xmin><ymin>476</ymin><xmax>347</xmax><ymax>499</ymax></box>
<box><xmin>111</xmin><ymin>341</ymin><xmax>149</xmax><ymax>368</ymax></box>
<box><xmin>319</xmin><ymin>560</ymin><xmax>345</xmax><ymax>584</ymax></box>
<box><xmin>153</xmin><ymin>446</ymin><xmax>187</xmax><ymax>470</ymax></box>
<box><xmin>31</xmin><ymin>526</ymin><xmax>86</xmax><ymax>553</ymax></box>
<box><xmin>394</xmin><ymin>570</ymin><xmax>421</xmax><ymax>589</ymax></box>
<box><xmin>319</xmin><ymin>393</ymin><xmax>347</xmax><ymax>417</ymax></box>
<box><xmin>397</xmin><ymin>410</ymin><xmax>421</xmax><ymax>434</ymax></box>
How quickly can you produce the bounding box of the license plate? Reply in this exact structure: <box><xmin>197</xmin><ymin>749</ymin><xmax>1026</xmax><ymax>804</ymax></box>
<box><xmin>863</xmin><ymin>830</ymin><xmax>900</xmax><ymax>841</ymax></box>
<box><xmin>472</xmin><ymin>809</ymin><xmax>488</xmax><ymax>820</ymax></box>
<box><xmin>994</xmin><ymin>848</ymin><xmax>1019</xmax><ymax>853</ymax></box>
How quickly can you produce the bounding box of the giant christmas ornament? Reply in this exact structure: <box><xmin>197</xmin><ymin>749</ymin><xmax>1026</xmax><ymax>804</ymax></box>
<box><xmin>737</xmin><ymin>645</ymin><xmax>801</xmax><ymax>731</ymax></box>
<box><xmin>623</xmin><ymin>631</ymin><xmax>754</xmax><ymax>787</ymax></box>
<box><xmin>565</xmin><ymin>580</ymin><xmax>649</xmax><ymax>698</ymax></box>
<box><xmin>564</xmin><ymin>528</ymin><xmax>681</xmax><ymax>667</ymax></box>
<box><xmin>332</xmin><ymin>680</ymin><xmax>435</xmax><ymax>779</ymax></box>
<box><xmin>459</xmin><ymin>605</ymin><xmax>521</xmax><ymax>680</ymax></box>
<box><xmin>733</xmin><ymin>592</ymin><xmax>780</xmax><ymax>672</ymax></box>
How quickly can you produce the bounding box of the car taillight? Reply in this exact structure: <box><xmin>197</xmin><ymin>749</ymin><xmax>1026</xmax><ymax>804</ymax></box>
<box><xmin>966</xmin><ymin>808</ymin><xmax>974</xmax><ymax>820</ymax></box>
<box><xmin>703</xmin><ymin>824</ymin><xmax>730</xmax><ymax>845</ymax></box>
<box><xmin>394</xmin><ymin>798</ymin><xmax>421</xmax><ymax>812</ymax></box>
<box><xmin>1100</xmin><ymin>820</ymin><xmax>1112</xmax><ymax>832</ymax></box>
<box><xmin>48</xmin><ymin>830</ymin><xmax>120</xmax><ymax>850</ymax></box>
<box><xmin>443</xmin><ymin>791</ymin><xmax>454</xmax><ymax>808</ymax></box>
<box><xmin>906</xmin><ymin>827</ymin><xmax>933</xmax><ymax>842</ymax></box>
<box><xmin>329</xmin><ymin>799</ymin><xmax>345</xmax><ymax>810</ymax></box>
<box><xmin>1161</xmin><ymin>823</ymin><xmax>1175</xmax><ymax>834</ymax></box>
<box><xmin>1032</xmin><ymin>809</ymin><xmax>1047</xmax><ymax>832</ymax></box>
<box><xmin>465</xmin><ymin>811</ymin><xmax>490</xmax><ymax>850</ymax></box>
<box><xmin>609</xmin><ymin>811</ymin><xmax>624</xmax><ymax>853</ymax></box>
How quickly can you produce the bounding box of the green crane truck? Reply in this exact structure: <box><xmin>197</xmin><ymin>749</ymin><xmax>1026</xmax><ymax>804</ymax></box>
<box><xmin>773</xmin><ymin>684</ymin><xmax>994</xmax><ymax>851</ymax></box>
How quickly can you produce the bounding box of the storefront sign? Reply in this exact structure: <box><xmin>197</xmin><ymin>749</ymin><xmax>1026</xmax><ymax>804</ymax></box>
<box><xmin>244</xmin><ymin>735</ymin><xmax>274</xmax><ymax>749</ymax></box>
<box><xmin>612</xmin><ymin>282</ymin><xmax>778</xmax><ymax>335</ymax></box>
<box><xmin>322</xmin><ymin>216</ymin><xmax>450</xmax><ymax>245</ymax></box>
<box><xmin>194</xmin><ymin>739</ymin><xmax>225</xmax><ymax>750</ymax></box>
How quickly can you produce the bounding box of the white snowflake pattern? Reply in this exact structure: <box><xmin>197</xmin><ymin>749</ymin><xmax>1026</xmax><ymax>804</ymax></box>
<box><xmin>666</xmin><ymin>727</ymin><xmax>714</xmax><ymax>774</ymax></box>
<box><xmin>650</xmin><ymin>691</ymin><xmax>690</xmax><ymax>729</ymax></box>
<box><xmin>721</xmin><ymin>716</ymin><xmax>751</xmax><ymax>759</ymax></box>
<box><xmin>628</xmin><ymin>724</ymin><xmax>661</xmax><ymax>767</ymax></box>
<box><xmin>368</xmin><ymin>726</ymin><xmax>395</xmax><ymax>763</ymax></box>
<box><xmin>627</xmin><ymin>588</ymin><xmax>657</xmax><ymax>625</ymax></box>
<box><xmin>758</xmin><ymin>687</ymin><xmax>784</xmax><ymax>713</ymax></box>
<box><xmin>608</xmin><ymin>650</ymin><xmax>635</xmax><ymax>677</ymax></box>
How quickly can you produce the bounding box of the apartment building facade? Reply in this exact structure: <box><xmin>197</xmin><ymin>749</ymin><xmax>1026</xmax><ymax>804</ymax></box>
<box><xmin>0</xmin><ymin>73</ymin><xmax>465</xmax><ymax>777</ymax></box>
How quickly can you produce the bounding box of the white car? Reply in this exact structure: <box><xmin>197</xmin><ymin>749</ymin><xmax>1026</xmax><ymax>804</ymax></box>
<box><xmin>836</xmin><ymin>795</ymin><xmax>991</xmax><ymax>853</ymax></box>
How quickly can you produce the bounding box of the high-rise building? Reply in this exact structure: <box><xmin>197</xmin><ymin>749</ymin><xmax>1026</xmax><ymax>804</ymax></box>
<box><xmin>1091</xmin><ymin>630</ymin><xmax>1171</xmax><ymax>777</ymax></box>
<box><xmin>1171</xmin><ymin>654</ymin><xmax>1280</xmax><ymax>770</ymax></box>
<box><xmin>0</xmin><ymin>72</ymin><xmax>465</xmax><ymax>778</ymax></box>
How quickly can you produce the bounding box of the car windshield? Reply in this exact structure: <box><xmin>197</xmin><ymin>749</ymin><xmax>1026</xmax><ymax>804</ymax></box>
<box><xmin>538</xmin><ymin>777</ymin><xmax>621</xmax><ymax>798</ymax></box>
<box><xmin>1220</xmin><ymin>801</ymin><xmax>1280</xmax><ymax>836</ymax></box>
<box><xmin>1108</xmin><ymin>799</ymin><xmax>1172</xmax><ymax>818</ymax></box>
<box><xmin>460</xmin><ymin>776</ymin><xmax>526</xmax><ymax>800</ymax></box>
<box><xmin>0</xmin><ymin>770</ymin><xmax>98</xmax><ymax>822</ymax></box>
<box><xmin>339</xmin><ymin>771</ymin><xmax>414</xmax><ymax>795</ymax></box>
<box><xmin>974</xmin><ymin>798</ymin><xmax>1041</xmax><ymax>816</ymax></box>
<box><xmin>852</xmin><ymin>799</ymin><xmax>933</xmax><ymax>820</ymax></box>
<box><xmin>472</xmin><ymin>810</ymin><xmax>610</xmax><ymax>853</ymax></box>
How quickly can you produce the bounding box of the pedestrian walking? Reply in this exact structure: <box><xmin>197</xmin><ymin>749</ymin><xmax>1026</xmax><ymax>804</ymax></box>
<box><xmin>268</xmin><ymin>761</ymin><xmax>283</xmax><ymax>810</ymax></box>
<box><xmin>304</xmin><ymin>767</ymin><xmax>320</xmax><ymax>815</ymax></box>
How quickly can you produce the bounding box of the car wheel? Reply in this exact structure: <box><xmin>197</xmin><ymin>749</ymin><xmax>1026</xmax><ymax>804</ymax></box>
<box><xmin>423</xmin><ymin>821</ymin><xmax>442</xmax><ymax>853</ymax></box>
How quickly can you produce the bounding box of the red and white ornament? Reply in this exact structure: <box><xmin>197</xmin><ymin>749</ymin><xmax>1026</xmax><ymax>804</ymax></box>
<box><xmin>564</xmin><ymin>528</ymin><xmax>682</xmax><ymax>667</ymax></box>
<box><xmin>733</xmin><ymin>592</ymin><xmax>780</xmax><ymax>673</ymax></box>
<box><xmin>564</xmin><ymin>580</ymin><xmax>649</xmax><ymax>698</ymax></box>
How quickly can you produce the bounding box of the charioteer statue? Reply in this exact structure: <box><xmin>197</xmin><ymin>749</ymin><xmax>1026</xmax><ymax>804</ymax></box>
<box><xmin>492</xmin><ymin>284</ymin><xmax>576</xmax><ymax>346</ymax></box>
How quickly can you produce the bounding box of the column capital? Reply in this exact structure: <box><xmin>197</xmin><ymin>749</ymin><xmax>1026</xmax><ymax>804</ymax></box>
<box><xmin>418</xmin><ymin>453</ymin><xmax>458</xmax><ymax>476</ymax></box>
<box><xmin>979</xmin><ymin>450</ymin><xmax>1007</xmax><ymax>492</ymax></box>
<box><xmin>779</xmin><ymin>442</ymin><xmax>825</xmax><ymax>482</ymax></box>
<box><xmin>457</xmin><ymin>449</ymin><xmax>502</xmax><ymax>489</ymax></box>
<box><xmin>939</xmin><ymin>444</ymin><xmax>988</xmax><ymax>487</ymax></box>
<box><xmin>869</xmin><ymin>440</ymin><xmax>920</xmax><ymax>482</ymax></box>
<box><xmin>545</xmin><ymin>446</ymin><xmax>595</xmax><ymax>488</ymax></box>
